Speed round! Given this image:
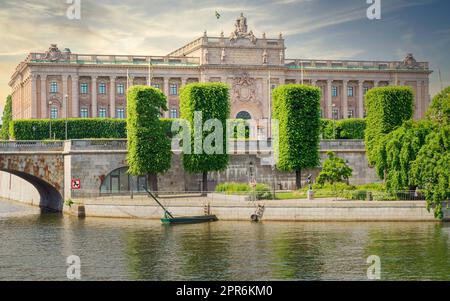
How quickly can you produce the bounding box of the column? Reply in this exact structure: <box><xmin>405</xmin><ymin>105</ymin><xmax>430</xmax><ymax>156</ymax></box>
<box><xmin>311</xmin><ymin>80</ymin><xmax>317</xmax><ymax>86</ymax></box>
<box><xmin>181</xmin><ymin>77</ymin><xmax>187</xmax><ymax>87</ymax></box>
<box><xmin>71</xmin><ymin>75</ymin><xmax>79</xmax><ymax>118</ymax></box>
<box><xmin>31</xmin><ymin>75</ymin><xmax>37</xmax><ymax>118</ymax></box>
<box><xmin>416</xmin><ymin>80</ymin><xmax>422</xmax><ymax>119</ymax></box>
<box><xmin>342</xmin><ymin>80</ymin><xmax>348</xmax><ymax>119</ymax></box>
<box><xmin>326</xmin><ymin>80</ymin><xmax>333</xmax><ymax>119</ymax></box>
<box><xmin>40</xmin><ymin>75</ymin><xmax>47</xmax><ymax>118</ymax></box>
<box><xmin>163</xmin><ymin>77</ymin><xmax>170</xmax><ymax>118</ymax></box>
<box><xmin>62</xmin><ymin>75</ymin><xmax>69</xmax><ymax>118</ymax></box>
<box><xmin>110</xmin><ymin>76</ymin><xmax>116</xmax><ymax>118</ymax></box>
<box><xmin>92</xmin><ymin>76</ymin><xmax>97</xmax><ymax>117</ymax></box>
<box><xmin>358</xmin><ymin>81</ymin><xmax>364</xmax><ymax>118</ymax></box>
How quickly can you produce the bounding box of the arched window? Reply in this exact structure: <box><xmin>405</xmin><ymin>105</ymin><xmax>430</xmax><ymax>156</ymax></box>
<box><xmin>236</xmin><ymin>111</ymin><xmax>251</xmax><ymax>120</ymax></box>
<box><xmin>100</xmin><ymin>167</ymin><xmax>148</xmax><ymax>194</ymax></box>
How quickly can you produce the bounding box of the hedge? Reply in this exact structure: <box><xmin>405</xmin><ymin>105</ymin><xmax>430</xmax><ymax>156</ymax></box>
<box><xmin>9</xmin><ymin>118</ymin><xmax>177</xmax><ymax>140</ymax></box>
<box><xmin>0</xmin><ymin>95</ymin><xmax>12</xmax><ymax>140</ymax></box>
<box><xmin>320</xmin><ymin>118</ymin><xmax>366</xmax><ymax>139</ymax></box>
<box><xmin>272</xmin><ymin>84</ymin><xmax>321</xmax><ymax>188</ymax></box>
<box><xmin>126</xmin><ymin>85</ymin><xmax>171</xmax><ymax>183</ymax></box>
<box><xmin>364</xmin><ymin>86</ymin><xmax>414</xmax><ymax>165</ymax></box>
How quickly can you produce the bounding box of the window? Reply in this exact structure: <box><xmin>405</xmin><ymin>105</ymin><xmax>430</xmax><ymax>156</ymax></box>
<box><xmin>100</xmin><ymin>167</ymin><xmax>148</xmax><ymax>194</ymax></box>
<box><xmin>169</xmin><ymin>83</ymin><xmax>178</xmax><ymax>95</ymax></box>
<box><xmin>236</xmin><ymin>111</ymin><xmax>252</xmax><ymax>120</ymax></box>
<box><xmin>347</xmin><ymin>86</ymin><xmax>354</xmax><ymax>97</ymax></box>
<box><xmin>99</xmin><ymin>83</ymin><xmax>107</xmax><ymax>94</ymax></box>
<box><xmin>363</xmin><ymin>87</ymin><xmax>370</xmax><ymax>95</ymax></box>
<box><xmin>152</xmin><ymin>83</ymin><xmax>160</xmax><ymax>90</ymax></box>
<box><xmin>80</xmin><ymin>83</ymin><xmax>88</xmax><ymax>94</ymax></box>
<box><xmin>80</xmin><ymin>108</ymin><xmax>89</xmax><ymax>118</ymax></box>
<box><xmin>50</xmin><ymin>106</ymin><xmax>58</xmax><ymax>119</ymax></box>
<box><xmin>170</xmin><ymin>108</ymin><xmax>178</xmax><ymax>119</ymax></box>
<box><xmin>99</xmin><ymin>108</ymin><xmax>107</xmax><ymax>118</ymax></box>
<box><xmin>50</xmin><ymin>82</ymin><xmax>58</xmax><ymax>93</ymax></box>
<box><xmin>332</xmin><ymin>86</ymin><xmax>338</xmax><ymax>97</ymax></box>
<box><xmin>332</xmin><ymin>108</ymin><xmax>339</xmax><ymax>120</ymax></box>
<box><xmin>116</xmin><ymin>108</ymin><xmax>125</xmax><ymax>119</ymax></box>
<box><xmin>117</xmin><ymin>84</ymin><xmax>124</xmax><ymax>95</ymax></box>
<box><xmin>348</xmin><ymin>110</ymin><xmax>354</xmax><ymax>118</ymax></box>
<box><xmin>271</xmin><ymin>84</ymin><xmax>277</xmax><ymax>90</ymax></box>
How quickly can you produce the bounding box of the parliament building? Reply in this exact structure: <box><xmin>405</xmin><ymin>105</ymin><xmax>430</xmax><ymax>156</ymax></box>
<box><xmin>9</xmin><ymin>14</ymin><xmax>432</xmax><ymax>137</ymax></box>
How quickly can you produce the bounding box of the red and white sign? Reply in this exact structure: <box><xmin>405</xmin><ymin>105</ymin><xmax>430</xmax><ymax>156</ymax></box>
<box><xmin>71</xmin><ymin>179</ymin><xmax>81</xmax><ymax>190</ymax></box>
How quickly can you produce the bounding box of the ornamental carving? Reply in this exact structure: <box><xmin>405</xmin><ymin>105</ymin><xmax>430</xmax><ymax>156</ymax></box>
<box><xmin>230</xmin><ymin>13</ymin><xmax>257</xmax><ymax>45</ymax></box>
<box><xmin>398</xmin><ymin>53</ymin><xmax>421</xmax><ymax>69</ymax></box>
<box><xmin>232</xmin><ymin>72</ymin><xmax>258</xmax><ymax>103</ymax></box>
<box><xmin>42</xmin><ymin>44</ymin><xmax>71</xmax><ymax>62</ymax></box>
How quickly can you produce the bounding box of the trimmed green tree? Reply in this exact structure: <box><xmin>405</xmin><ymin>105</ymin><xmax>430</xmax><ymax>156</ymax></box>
<box><xmin>317</xmin><ymin>151</ymin><xmax>353</xmax><ymax>185</ymax></box>
<box><xmin>180</xmin><ymin>83</ymin><xmax>230</xmax><ymax>195</ymax></box>
<box><xmin>1</xmin><ymin>95</ymin><xmax>12</xmax><ymax>140</ymax></box>
<box><xmin>272</xmin><ymin>84</ymin><xmax>321</xmax><ymax>189</ymax></box>
<box><xmin>126</xmin><ymin>85</ymin><xmax>171</xmax><ymax>192</ymax></box>
<box><xmin>365</xmin><ymin>86</ymin><xmax>414</xmax><ymax>166</ymax></box>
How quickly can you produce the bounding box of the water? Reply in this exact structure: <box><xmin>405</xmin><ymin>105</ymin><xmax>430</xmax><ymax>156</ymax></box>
<box><xmin>0</xmin><ymin>199</ymin><xmax>449</xmax><ymax>281</ymax></box>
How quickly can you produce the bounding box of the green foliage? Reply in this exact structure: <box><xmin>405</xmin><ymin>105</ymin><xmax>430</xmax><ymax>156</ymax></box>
<box><xmin>374</xmin><ymin>120</ymin><xmax>432</xmax><ymax>191</ymax></box>
<box><xmin>272</xmin><ymin>84</ymin><xmax>321</xmax><ymax>172</ymax></box>
<box><xmin>316</xmin><ymin>151</ymin><xmax>353</xmax><ymax>185</ymax></box>
<box><xmin>126</xmin><ymin>85</ymin><xmax>171</xmax><ymax>176</ymax></box>
<box><xmin>411</xmin><ymin>124</ymin><xmax>450</xmax><ymax>219</ymax></box>
<box><xmin>10</xmin><ymin>118</ymin><xmax>127</xmax><ymax>140</ymax></box>
<box><xmin>229</xmin><ymin>119</ymin><xmax>250</xmax><ymax>139</ymax></box>
<box><xmin>426</xmin><ymin>86</ymin><xmax>450</xmax><ymax>124</ymax></box>
<box><xmin>0</xmin><ymin>95</ymin><xmax>12</xmax><ymax>140</ymax></box>
<box><xmin>320</xmin><ymin>118</ymin><xmax>366</xmax><ymax>139</ymax></box>
<box><xmin>215</xmin><ymin>182</ymin><xmax>273</xmax><ymax>200</ymax></box>
<box><xmin>180</xmin><ymin>82</ymin><xmax>230</xmax><ymax>173</ymax></box>
<box><xmin>365</xmin><ymin>86</ymin><xmax>414</xmax><ymax>165</ymax></box>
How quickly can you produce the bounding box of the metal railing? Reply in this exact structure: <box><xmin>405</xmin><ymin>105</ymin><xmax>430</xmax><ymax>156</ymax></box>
<box><xmin>0</xmin><ymin>140</ymin><xmax>64</xmax><ymax>152</ymax></box>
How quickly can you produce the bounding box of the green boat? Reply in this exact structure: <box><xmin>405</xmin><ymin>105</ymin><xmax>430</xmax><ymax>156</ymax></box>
<box><xmin>144</xmin><ymin>187</ymin><xmax>218</xmax><ymax>225</ymax></box>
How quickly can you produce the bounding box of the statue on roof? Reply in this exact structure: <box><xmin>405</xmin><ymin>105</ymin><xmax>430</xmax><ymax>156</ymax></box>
<box><xmin>230</xmin><ymin>13</ymin><xmax>257</xmax><ymax>45</ymax></box>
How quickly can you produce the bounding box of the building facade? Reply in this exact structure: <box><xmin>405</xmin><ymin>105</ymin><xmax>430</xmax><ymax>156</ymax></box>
<box><xmin>9</xmin><ymin>14</ymin><xmax>432</xmax><ymax>136</ymax></box>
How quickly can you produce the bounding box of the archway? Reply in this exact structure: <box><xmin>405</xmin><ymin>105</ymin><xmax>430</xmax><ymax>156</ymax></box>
<box><xmin>236</xmin><ymin>111</ymin><xmax>252</xmax><ymax>120</ymax></box>
<box><xmin>100</xmin><ymin>166</ymin><xmax>148</xmax><ymax>195</ymax></box>
<box><xmin>0</xmin><ymin>169</ymin><xmax>63</xmax><ymax>212</ymax></box>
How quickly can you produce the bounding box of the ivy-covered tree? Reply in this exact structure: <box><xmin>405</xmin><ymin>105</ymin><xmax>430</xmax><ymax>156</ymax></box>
<box><xmin>317</xmin><ymin>151</ymin><xmax>353</xmax><ymax>186</ymax></box>
<box><xmin>374</xmin><ymin>120</ymin><xmax>432</xmax><ymax>191</ymax></box>
<box><xmin>0</xmin><ymin>95</ymin><xmax>12</xmax><ymax>140</ymax></box>
<box><xmin>410</xmin><ymin>86</ymin><xmax>450</xmax><ymax>219</ymax></box>
<box><xmin>365</xmin><ymin>87</ymin><xmax>414</xmax><ymax>166</ymax></box>
<box><xmin>272</xmin><ymin>84</ymin><xmax>321</xmax><ymax>189</ymax></box>
<box><xmin>180</xmin><ymin>83</ymin><xmax>230</xmax><ymax>195</ymax></box>
<box><xmin>126</xmin><ymin>85</ymin><xmax>171</xmax><ymax>192</ymax></box>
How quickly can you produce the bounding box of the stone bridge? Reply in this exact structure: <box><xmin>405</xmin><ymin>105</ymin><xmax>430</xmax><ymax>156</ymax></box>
<box><xmin>0</xmin><ymin>139</ymin><xmax>377</xmax><ymax>212</ymax></box>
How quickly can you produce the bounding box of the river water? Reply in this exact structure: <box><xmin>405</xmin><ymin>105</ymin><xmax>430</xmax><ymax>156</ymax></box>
<box><xmin>0</xmin><ymin>199</ymin><xmax>449</xmax><ymax>281</ymax></box>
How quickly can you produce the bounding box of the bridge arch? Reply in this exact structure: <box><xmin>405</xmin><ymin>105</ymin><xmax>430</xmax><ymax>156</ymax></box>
<box><xmin>0</xmin><ymin>169</ymin><xmax>63</xmax><ymax>212</ymax></box>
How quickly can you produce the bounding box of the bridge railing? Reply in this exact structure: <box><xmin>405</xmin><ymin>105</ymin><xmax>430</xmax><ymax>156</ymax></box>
<box><xmin>64</xmin><ymin>139</ymin><xmax>128</xmax><ymax>151</ymax></box>
<box><xmin>0</xmin><ymin>140</ymin><xmax>64</xmax><ymax>152</ymax></box>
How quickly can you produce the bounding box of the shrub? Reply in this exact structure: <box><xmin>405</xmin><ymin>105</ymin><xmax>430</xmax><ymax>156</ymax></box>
<box><xmin>317</xmin><ymin>151</ymin><xmax>353</xmax><ymax>185</ymax></box>
<box><xmin>215</xmin><ymin>182</ymin><xmax>273</xmax><ymax>200</ymax></box>
<box><xmin>365</xmin><ymin>86</ymin><xmax>414</xmax><ymax>166</ymax></box>
<box><xmin>336</xmin><ymin>118</ymin><xmax>366</xmax><ymax>139</ymax></box>
<box><xmin>126</xmin><ymin>85</ymin><xmax>171</xmax><ymax>191</ymax></box>
<box><xmin>10</xmin><ymin>118</ymin><xmax>127</xmax><ymax>140</ymax></box>
<box><xmin>180</xmin><ymin>83</ymin><xmax>231</xmax><ymax>195</ymax></box>
<box><xmin>273</xmin><ymin>84</ymin><xmax>322</xmax><ymax>188</ymax></box>
<box><xmin>320</xmin><ymin>119</ymin><xmax>335</xmax><ymax>139</ymax></box>
<box><xmin>0</xmin><ymin>95</ymin><xmax>12</xmax><ymax>140</ymax></box>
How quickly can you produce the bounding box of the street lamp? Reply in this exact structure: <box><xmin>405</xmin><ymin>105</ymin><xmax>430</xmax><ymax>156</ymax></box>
<box><xmin>332</xmin><ymin>103</ymin><xmax>337</xmax><ymax>139</ymax></box>
<box><xmin>64</xmin><ymin>94</ymin><xmax>68</xmax><ymax>140</ymax></box>
<box><xmin>48</xmin><ymin>100</ymin><xmax>53</xmax><ymax>139</ymax></box>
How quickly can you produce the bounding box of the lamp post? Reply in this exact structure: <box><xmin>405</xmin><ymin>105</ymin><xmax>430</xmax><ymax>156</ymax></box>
<box><xmin>48</xmin><ymin>100</ymin><xmax>53</xmax><ymax>139</ymax></box>
<box><xmin>332</xmin><ymin>103</ymin><xmax>337</xmax><ymax>139</ymax></box>
<box><xmin>64</xmin><ymin>94</ymin><xmax>68</xmax><ymax>140</ymax></box>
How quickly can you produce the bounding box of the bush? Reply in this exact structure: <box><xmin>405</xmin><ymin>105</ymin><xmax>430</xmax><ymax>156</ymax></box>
<box><xmin>10</xmin><ymin>118</ymin><xmax>127</xmax><ymax>140</ymax></box>
<box><xmin>365</xmin><ymin>86</ymin><xmax>414</xmax><ymax>165</ymax></box>
<box><xmin>9</xmin><ymin>118</ymin><xmax>177</xmax><ymax>140</ymax></box>
<box><xmin>273</xmin><ymin>84</ymin><xmax>322</xmax><ymax>188</ymax></box>
<box><xmin>336</xmin><ymin>118</ymin><xmax>366</xmax><ymax>139</ymax></box>
<box><xmin>320</xmin><ymin>119</ymin><xmax>335</xmax><ymax>139</ymax></box>
<box><xmin>0</xmin><ymin>95</ymin><xmax>12</xmax><ymax>140</ymax></box>
<box><xmin>215</xmin><ymin>182</ymin><xmax>273</xmax><ymax>200</ymax></box>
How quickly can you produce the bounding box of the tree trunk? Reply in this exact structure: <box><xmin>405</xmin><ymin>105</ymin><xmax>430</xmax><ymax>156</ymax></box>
<box><xmin>149</xmin><ymin>173</ymin><xmax>158</xmax><ymax>196</ymax></box>
<box><xmin>202</xmin><ymin>171</ymin><xmax>208</xmax><ymax>196</ymax></box>
<box><xmin>296</xmin><ymin>169</ymin><xmax>302</xmax><ymax>189</ymax></box>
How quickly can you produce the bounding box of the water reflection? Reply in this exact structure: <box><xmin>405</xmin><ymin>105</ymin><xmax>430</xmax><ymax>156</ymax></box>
<box><xmin>0</xmin><ymin>201</ymin><xmax>449</xmax><ymax>281</ymax></box>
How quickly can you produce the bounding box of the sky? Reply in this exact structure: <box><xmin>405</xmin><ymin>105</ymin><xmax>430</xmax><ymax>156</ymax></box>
<box><xmin>0</xmin><ymin>0</ymin><xmax>449</xmax><ymax>114</ymax></box>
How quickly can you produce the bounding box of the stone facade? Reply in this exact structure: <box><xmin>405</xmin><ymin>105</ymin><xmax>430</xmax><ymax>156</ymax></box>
<box><xmin>9</xmin><ymin>14</ymin><xmax>432</xmax><ymax>135</ymax></box>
